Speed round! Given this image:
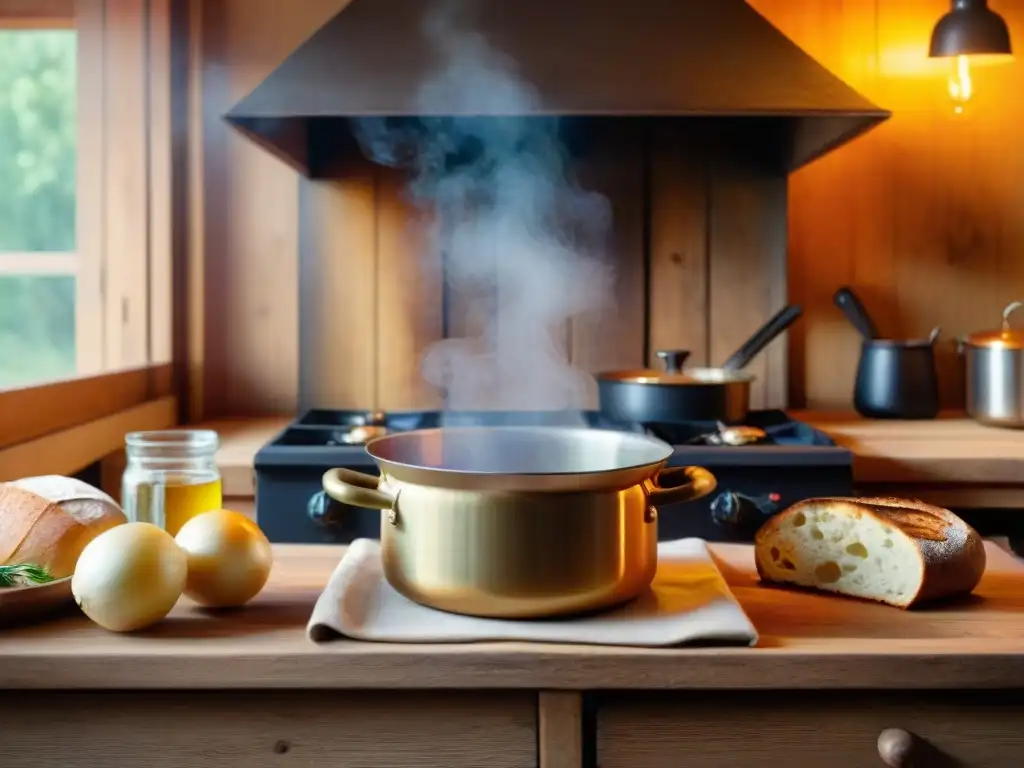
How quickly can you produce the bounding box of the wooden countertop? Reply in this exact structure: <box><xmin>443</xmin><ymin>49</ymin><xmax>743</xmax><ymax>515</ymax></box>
<box><xmin>796</xmin><ymin>411</ymin><xmax>1024</xmax><ymax>485</ymax></box>
<box><xmin>1</xmin><ymin>542</ymin><xmax>1023</xmax><ymax>691</ymax></box>
<box><xmin>205</xmin><ymin>413</ymin><xmax>1024</xmax><ymax>498</ymax></box>
<box><xmin>207</xmin><ymin>416</ymin><xmax>289</xmax><ymax>496</ymax></box>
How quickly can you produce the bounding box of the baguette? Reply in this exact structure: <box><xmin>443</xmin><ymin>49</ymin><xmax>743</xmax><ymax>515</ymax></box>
<box><xmin>0</xmin><ymin>476</ymin><xmax>127</xmax><ymax>580</ymax></box>
<box><xmin>754</xmin><ymin>497</ymin><xmax>986</xmax><ymax>608</ymax></box>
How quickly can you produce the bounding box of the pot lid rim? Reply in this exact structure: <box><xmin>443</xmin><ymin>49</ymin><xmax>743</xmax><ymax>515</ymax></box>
<box><xmin>964</xmin><ymin>329</ymin><xmax>1024</xmax><ymax>349</ymax></box>
<box><xmin>364</xmin><ymin>425</ymin><xmax>676</xmax><ymax>482</ymax></box>
<box><xmin>596</xmin><ymin>368</ymin><xmax>757</xmax><ymax>385</ymax></box>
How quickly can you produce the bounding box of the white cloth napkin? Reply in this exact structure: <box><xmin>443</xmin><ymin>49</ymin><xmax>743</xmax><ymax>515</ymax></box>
<box><xmin>308</xmin><ymin>538</ymin><xmax>758</xmax><ymax>647</ymax></box>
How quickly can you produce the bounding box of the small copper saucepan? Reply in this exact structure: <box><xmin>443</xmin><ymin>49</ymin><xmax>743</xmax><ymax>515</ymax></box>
<box><xmin>596</xmin><ymin>305</ymin><xmax>802</xmax><ymax>425</ymax></box>
<box><xmin>321</xmin><ymin>426</ymin><xmax>716</xmax><ymax>619</ymax></box>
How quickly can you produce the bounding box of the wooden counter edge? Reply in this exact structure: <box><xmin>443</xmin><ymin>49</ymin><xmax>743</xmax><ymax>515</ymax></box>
<box><xmin>202</xmin><ymin>414</ymin><xmax>1024</xmax><ymax>502</ymax></box>
<box><xmin>1</xmin><ymin>645</ymin><xmax>1022</xmax><ymax>691</ymax></box>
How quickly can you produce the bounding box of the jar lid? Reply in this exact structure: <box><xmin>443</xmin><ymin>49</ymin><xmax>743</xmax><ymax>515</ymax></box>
<box><xmin>125</xmin><ymin>429</ymin><xmax>220</xmax><ymax>458</ymax></box>
<box><xmin>967</xmin><ymin>301</ymin><xmax>1024</xmax><ymax>349</ymax></box>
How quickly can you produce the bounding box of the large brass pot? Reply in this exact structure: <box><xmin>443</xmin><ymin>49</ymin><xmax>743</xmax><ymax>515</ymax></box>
<box><xmin>321</xmin><ymin>426</ymin><xmax>716</xmax><ymax>619</ymax></box>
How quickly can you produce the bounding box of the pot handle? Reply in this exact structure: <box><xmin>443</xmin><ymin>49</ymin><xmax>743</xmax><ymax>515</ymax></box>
<box><xmin>1003</xmin><ymin>300</ymin><xmax>1023</xmax><ymax>329</ymax></box>
<box><xmin>322</xmin><ymin>468</ymin><xmax>397</xmax><ymax>510</ymax></box>
<box><xmin>645</xmin><ymin>465</ymin><xmax>717</xmax><ymax>507</ymax></box>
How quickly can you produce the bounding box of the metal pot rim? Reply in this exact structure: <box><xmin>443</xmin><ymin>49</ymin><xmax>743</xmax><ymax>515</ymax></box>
<box><xmin>861</xmin><ymin>337</ymin><xmax>935</xmax><ymax>349</ymax></box>
<box><xmin>363</xmin><ymin>425</ymin><xmax>676</xmax><ymax>492</ymax></box>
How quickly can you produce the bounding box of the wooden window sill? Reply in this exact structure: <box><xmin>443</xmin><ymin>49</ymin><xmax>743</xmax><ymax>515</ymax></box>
<box><xmin>0</xmin><ymin>364</ymin><xmax>177</xmax><ymax>481</ymax></box>
<box><xmin>0</xmin><ymin>364</ymin><xmax>173</xmax><ymax>448</ymax></box>
<box><xmin>0</xmin><ymin>396</ymin><xmax>177</xmax><ymax>482</ymax></box>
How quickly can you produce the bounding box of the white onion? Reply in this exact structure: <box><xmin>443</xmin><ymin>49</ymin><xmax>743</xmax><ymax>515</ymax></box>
<box><xmin>71</xmin><ymin>523</ymin><xmax>187</xmax><ymax>632</ymax></box>
<box><xmin>175</xmin><ymin>509</ymin><xmax>273</xmax><ymax>608</ymax></box>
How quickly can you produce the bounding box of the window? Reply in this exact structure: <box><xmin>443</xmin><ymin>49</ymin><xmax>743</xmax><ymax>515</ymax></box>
<box><xmin>0</xmin><ymin>27</ymin><xmax>78</xmax><ymax>388</ymax></box>
<box><xmin>0</xmin><ymin>0</ymin><xmax>174</xmax><ymax>394</ymax></box>
<box><xmin>0</xmin><ymin>0</ymin><xmax>177</xmax><ymax>477</ymax></box>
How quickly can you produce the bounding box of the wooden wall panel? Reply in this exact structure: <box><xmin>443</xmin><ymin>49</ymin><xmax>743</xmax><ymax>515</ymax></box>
<box><xmin>750</xmin><ymin>0</ymin><xmax>1024</xmax><ymax>410</ymax></box>
<box><xmin>198</xmin><ymin>0</ymin><xmax>345</xmax><ymax>417</ymax></box>
<box><xmin>74</xmin><ymin>0</ymin><xmax>106</xmax><ymax>375</ymax></box>
<box><xmin>72</xmin><ymin>0</ymin><xmax>179</xmax><ymax>379</ymax></box>
<box><xmin>299</xmin><ymin>164</ymin><xmax>445</xmax><ymax>412</ymax></box>
<box><xmin>147</xmin><ymin>0</ymin><xmax>174</xmax><ymax>366</ymax></box>
<box><xmin>570</xmin><ymin>122</ymin><xmax>647</xmax><ymax>405</ymax></box>
<box><xmin>648</xmin><ymin>125</ymin><xmax>709</xmax><ymax>369</ymax></box>
<box><xmin>195</xmin><ymin>0</ymin><xmax>1024</xmax><ymax>417</ymax></box>
<box><xmin>297</xmin><ymin>170</ymin><xmax>377</xmax><ymax>410</ymax></box>
<box><xmin>708</xmin><ymin>166</ymin><xmax>789</xmax><ymax>410</ymax></box>
<box><xmin>375</xmin><ymin>168</ymin><xmax>445</xmax><ymax>411</ymax></box>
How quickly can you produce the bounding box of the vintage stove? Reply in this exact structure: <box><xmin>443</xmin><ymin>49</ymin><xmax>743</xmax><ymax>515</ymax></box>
<box><xmin>254</xmin><ymin>409</ymin><xmax>852</xmax><ymax>545</ymax></box>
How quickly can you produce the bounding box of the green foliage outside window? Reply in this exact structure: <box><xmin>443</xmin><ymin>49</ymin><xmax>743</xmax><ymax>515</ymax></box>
<box><xmin>0</xmin><ymin>30</ymin><xmax>77</xmax><ymax>389</ymax></box>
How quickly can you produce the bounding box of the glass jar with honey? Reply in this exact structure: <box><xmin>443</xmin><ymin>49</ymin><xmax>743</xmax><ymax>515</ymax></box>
<box><xmin>122</xmin><ymin>430</ymin><xmax>222</xmax><ymax>536</ymax></box>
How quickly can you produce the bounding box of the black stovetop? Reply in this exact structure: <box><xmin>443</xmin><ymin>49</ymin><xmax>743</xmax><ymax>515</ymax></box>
<box><xmin>253</xmin><ymin>409</ymin><xmax>854</xmax><ymax>545</ymax></box>
<box><xmin>256</xmin><ymin>408</ymin><xmax>845</xmax><ymax>468</ymax></box>
<box><xmin>294</xmin><ymin>407</ymin><xmax>640</xmax><ymax>433</ymax></box>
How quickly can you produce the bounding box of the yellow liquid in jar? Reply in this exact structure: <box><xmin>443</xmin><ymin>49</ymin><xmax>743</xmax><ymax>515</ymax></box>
<box><xmin>126</xmin><ymin>477</ymin><xmax>223</xmax><ymax>536</ymax></box>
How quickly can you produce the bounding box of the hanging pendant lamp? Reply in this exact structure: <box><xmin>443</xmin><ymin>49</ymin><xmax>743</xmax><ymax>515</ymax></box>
<box><xmin>929</xmin><ymin>0</ymin><xmax>1012</xmax><ymax>58</ymax></box>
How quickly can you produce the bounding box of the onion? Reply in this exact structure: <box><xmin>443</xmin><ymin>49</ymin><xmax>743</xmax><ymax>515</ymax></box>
<box><xmin>174</xmin><ymin>510</ymin><xmax>273</xmax><ymax>608</ymax></box>
<box><xmin>71</xmin><ymin>523</ymin><xmax>187</xmax><ymax>632</ymax></box>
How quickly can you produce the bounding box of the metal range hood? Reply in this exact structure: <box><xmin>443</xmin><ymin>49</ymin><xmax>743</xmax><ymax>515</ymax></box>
<box><xmin>226</xmin><ymin>0</ymin><xmax>890</xmax><ymax>177</ymax></box>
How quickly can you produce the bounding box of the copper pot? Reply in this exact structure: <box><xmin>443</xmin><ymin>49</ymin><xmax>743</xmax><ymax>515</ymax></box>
<box><xmin>596</xmin><ymin>305</ymin><xmax>802</xmax><ymax>425</ymax></box>
<box><xmin>321</xmin><ymin>426</ymin><xmax>716</xmax><ymax>618</ymax></box>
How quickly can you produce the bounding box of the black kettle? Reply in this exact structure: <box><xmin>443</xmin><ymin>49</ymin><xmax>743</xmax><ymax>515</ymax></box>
<box><xmin>834</xmin><ymin>287</ymin><xmax>941</xmax><ymax>420</ymax></box>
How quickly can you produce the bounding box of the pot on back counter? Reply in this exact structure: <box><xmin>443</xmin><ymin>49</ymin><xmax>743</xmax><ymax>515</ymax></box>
<box><xmin>961</xmin><ymin>300</ymin><xmax>1024</xmax><ymax>429</ymax></box>
<box><xmin>595</xmin><ymin>305</ymin><xmax>802</xmax><ymax>425</ymax></box>
<box><xmin>833</xmin><ymin>286</ymin><xmax>941</xmax><ymax>420</ymax></box>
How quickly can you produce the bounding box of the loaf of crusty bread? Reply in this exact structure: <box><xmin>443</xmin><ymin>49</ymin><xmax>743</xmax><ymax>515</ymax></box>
<box><xmin>0</xmin><ymin>476</ymin><xmax>127</xmax><ymax>579</ymax></box>
<box><xmin>754</xmin><ymin>497</ymin><xmax>986</xmax><ymax>608</ymax></box>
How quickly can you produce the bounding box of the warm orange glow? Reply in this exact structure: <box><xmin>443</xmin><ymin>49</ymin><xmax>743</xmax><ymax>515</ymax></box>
<box><xmin>946</xmin><ymin>53</ymin><xmax>1014</xmax><ymax>114</ymax></box>
<box><xmin>948</xmin><ymin>55</ymin><xmax>973</xmax><ymax>113</ymax></box>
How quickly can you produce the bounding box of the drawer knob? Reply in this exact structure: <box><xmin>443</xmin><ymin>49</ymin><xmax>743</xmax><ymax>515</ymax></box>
<box><xmin>877</xmin><ymin>728</ymin><xmax>916</xmax><ymax>767</ymax></box>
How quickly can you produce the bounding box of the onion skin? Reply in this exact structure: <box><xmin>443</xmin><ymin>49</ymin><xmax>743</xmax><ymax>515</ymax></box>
<box><xmin>71</xmin><ymin>522</ymin><xmax>187</xmax><ymax>632</ymax></box>
<box><xmin>175</xmin><ymin>510</ymin><xmax>273</xmax><ymax>608</ymax></box>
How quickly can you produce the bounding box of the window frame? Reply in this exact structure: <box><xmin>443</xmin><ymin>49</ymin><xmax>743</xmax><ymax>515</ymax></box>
<box><xmin>0</xmin><ymin>252</ymin><xmax>77</xmax><ymax>274</ymax></box>
<box><xmin>0</xmin><ymin>0</ymin><xmax>74</xmax><ymax>30</ymax></box>
<box><xmin>0</xmin><ymin>0</ymin><xmax>183</xmax><ymax>476</ymax></box>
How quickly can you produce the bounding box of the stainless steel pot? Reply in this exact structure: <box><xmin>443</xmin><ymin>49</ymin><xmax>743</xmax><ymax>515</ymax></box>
<box><xmin>321</xmin><ymin>426</ymin><xmax>716</xmax><ymax>618</ymax></box>
<box><xmin>962</xmin><ymin>300</ymin><xmax>1024</xmax><ymax>428</ymax></box>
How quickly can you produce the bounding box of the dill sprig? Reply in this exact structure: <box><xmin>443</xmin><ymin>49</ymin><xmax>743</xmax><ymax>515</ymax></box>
<box><xmin>0</xmin><ymin>563</ymin><xmax>56</xmax><ymax>588</ymax></box>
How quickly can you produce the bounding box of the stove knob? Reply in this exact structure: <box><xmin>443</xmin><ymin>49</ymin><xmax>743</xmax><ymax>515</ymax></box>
<box><xmin>710</xmin><ymin>491</ymin><xmax>782</xmax><ymax>529</ymax></box>
<box><xmin>307</xmin><ymin>491</ymin><xmax>344</xmax><ymax>529</ymax></box>
<box><xmin>710</xmin><ymin>491</ymin><xmax>746</xmax><ymax>527</ymax></box>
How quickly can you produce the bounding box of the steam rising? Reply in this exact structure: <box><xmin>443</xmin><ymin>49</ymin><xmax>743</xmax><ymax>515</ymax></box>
<box><xmin>352</xmin><ymin>2</ymin><xmax>614</xmax><ymax>414</ymax></box>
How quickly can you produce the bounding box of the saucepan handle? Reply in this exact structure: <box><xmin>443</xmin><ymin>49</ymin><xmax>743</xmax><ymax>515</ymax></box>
<box><xmin>322</xmin><ymin>468</ymin><xmax>397</xmax><ymax>510</ymax></box>
<box><xmin>645</xmin><ymin>465</ymin><xmax>717</xmax><ymax>507</ymax></box>
<box><xmin>1003</xmin><ymin>300</ymin><xmax>1023</xmax><ymax>329</ymax></box>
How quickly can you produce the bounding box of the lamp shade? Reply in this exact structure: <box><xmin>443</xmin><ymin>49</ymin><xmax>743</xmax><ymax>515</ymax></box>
<box><xmin>929</xmin><ymin>0</ymin><xmax>1013</xmax><ymax>57</ymax></box>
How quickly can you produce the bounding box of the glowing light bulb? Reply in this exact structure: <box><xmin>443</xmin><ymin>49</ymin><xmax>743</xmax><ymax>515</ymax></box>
<box><xmin>948</xmin><ymin>54</ymin><xmax>973</xmax><ymax>114</ymax></box>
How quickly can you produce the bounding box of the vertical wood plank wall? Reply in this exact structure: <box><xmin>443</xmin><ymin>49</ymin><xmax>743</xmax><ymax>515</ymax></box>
<box><xmin>75</xmin><ymin>0</ymin><xmax>175</xmax><ymax>376</ymax></box>
<box><xmin>296</xmin><ymin>126</ymin><xmax>788</xmax><ymax>413</ymax></box>
<box><xmin>196</xmin><ymin>0</ymin><xmax>1024</xmax><ymax>416</ymax></box>
<box><xmin>749</xmin><ymin>0</ymin><xmax>1024</xmax><ymax>409</ymax></box>
<box><xmin>197</xmin><ymin>0</ymin><xmax>344</xmax><ymax>418</ymax></box>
